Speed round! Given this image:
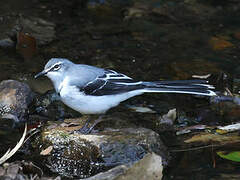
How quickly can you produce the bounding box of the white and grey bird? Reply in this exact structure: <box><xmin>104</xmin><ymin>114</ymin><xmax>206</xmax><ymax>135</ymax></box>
<box><xmin>35</xmin><ymin>58</ymin><xmax>216</xmax><ymax>115</ymax></box>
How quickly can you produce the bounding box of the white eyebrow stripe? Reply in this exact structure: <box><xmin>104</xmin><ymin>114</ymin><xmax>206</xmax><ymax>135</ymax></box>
<box><xmin>46</xmin><ymin>62</ymin><xmax>62</xmax><ymax>72</ymax></box>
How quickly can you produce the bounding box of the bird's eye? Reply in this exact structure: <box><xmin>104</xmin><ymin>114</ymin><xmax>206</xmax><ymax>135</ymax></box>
<box><xmin>53</xmin><ymin>64</ymin><xmax>61</xmax><ymax>71</ymax></box>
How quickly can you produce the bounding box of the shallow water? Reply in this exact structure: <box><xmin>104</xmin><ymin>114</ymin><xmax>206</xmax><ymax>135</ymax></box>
<box><xmin>1</xmin><ymin>0</ymin><xmax>240</xmax><ymax>179</ymax></box>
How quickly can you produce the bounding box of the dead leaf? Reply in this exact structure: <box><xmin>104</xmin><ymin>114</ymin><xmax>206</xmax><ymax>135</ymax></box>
<box><xmin>16</xmin><ymin>32</ymin><xmax>37</xmax><ymax>60</ymax></box>
<box><xmin>128</xmin><ymin>105</ymin><xmax>156</xmax><ymax>113</ymax></box>
<box><xmin>176</xmin><ymin>125</ymin><xmax>210</xmax><ymax>135</ymax></box>
<box><xmin>184</xmin><ymin>132</ymin><xmax>240</xmax><ymax>144</ymax></box>
<box><xmin>40</xmin><ymin>146</ymin><xmax>53</xmax><ymax>155</ymax></box>
<box><xmin>215</xmin><ymin>129</ymin><xmax>228</xmax><ymax>134</ymax></box>
<box><xmin>192</xmin><ymin>74</ymin><xmax>211</xmax><ymax>79</ymax></box>
<box><xmin>209</xmin><ymin>37</ymin><xmax>234</xmax><ymax>51</ymax></box>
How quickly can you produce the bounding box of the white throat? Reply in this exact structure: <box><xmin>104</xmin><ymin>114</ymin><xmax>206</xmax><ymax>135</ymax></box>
<box><xmin>57</xmin><ymin>77</ymin><xmax>69</xmax><ymax>93</ymax></box>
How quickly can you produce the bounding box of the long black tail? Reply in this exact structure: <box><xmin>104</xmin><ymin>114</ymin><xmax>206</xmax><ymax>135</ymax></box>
<box><xmin>142</xmin><ymin>79</ymin><xmax>216</xmax><ymax>96</ymax></box>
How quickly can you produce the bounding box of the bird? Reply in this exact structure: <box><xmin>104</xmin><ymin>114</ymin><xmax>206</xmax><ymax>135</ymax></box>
<box><xmin>35</xmin><ymin>58</ymin><xmax>216</xmax><ymax>133</ymax></box>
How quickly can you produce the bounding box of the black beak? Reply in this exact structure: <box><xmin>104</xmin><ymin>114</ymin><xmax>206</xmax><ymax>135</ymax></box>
<box><xmin>34</xmin><ymin>70</ymin><xmax>47</xmax><ymax>79</ymax></box>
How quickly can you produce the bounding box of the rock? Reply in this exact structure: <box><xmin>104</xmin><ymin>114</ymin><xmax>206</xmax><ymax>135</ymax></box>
<box><xmin>0</xmin><ymin>14</ymin><xmax>55</xmax><ymax>45</ymax></box>
<box><xmin>0</xmin><ymin>161</ymin><xmax>51</xmax><ymax>180</ymax></box>
<box><xmin>35</xmin><ymin>121</ymin><xmax>168</xmax><ymax>178</ymax></box>
<box><xmin>85</xmin><ymin>164</ymin><xmax>131</xmax><ymax>180</ymax></box>
<box><xmin>157</xmin><ymin>108</ymin><xmax>176</xmax><ymax>131</ymax></box>
<box><xmin>0</xmin><ymin>14</ymin><xmax>55</xmax><ymax>59</ymax></box>
<box><xmin>0</xmin><ymin>80</ymin><xmax>34</xmax><ymax>122</ymax></box>
<box><xmin>116</xmin><ymin>152</ymin><xmax>162</xmax><ymax>180</ymax></box>
<box><xmin>86</xmin><ymin>153</ymin><xmax>163</xmax><ymax>180</ymax></box>
<box><xmin>123</xmin><ymin>3</ymin><xmax>149</xmax><ymax>20</ymax></box>
<box><xmin>159</xmin><ymin>108</ymin><xmax>176</xmax><ymax>125</ymax></box>
<box><xmin>3</xmin><ymin>15</ymin><xmax>56</xmax><ymax>47</ymax></box>
<box><xmin>0</xmin><ymin>38</ymin><xmax>15</xmax><ymax>49</ymax></box>
<box><xmin>14</xmin><ymin>16</ymin><xmax>56</xmax><ymax>46</ymax></box>
<box><xmin>34</xmin><ymin>90</ymin><xmax>79</xmax><ymax>120</ymax></box>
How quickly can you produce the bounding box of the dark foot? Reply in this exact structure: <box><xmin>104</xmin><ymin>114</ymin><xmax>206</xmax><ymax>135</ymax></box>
<box><xmin>76</xmin><ymin>115</ymin><xmax>104</xmax><ymax>134</ymax></box>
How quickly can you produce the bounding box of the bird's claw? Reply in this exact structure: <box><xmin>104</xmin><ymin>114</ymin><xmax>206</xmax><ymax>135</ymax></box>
<box><xmin>75</xmin><ymin>115</ymin><xmax>104</xmax><ymax>134</ymax></box>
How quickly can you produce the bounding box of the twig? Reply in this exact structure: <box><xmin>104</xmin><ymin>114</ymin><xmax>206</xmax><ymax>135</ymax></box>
<box><xmin>0</xmin><ymin>123</ymin><xmax>27</xmax><ymax>164</ymax></box>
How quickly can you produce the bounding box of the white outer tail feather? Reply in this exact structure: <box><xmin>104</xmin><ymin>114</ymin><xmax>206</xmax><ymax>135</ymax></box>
<box><xmin>142</xmin><ymin>88</ymin><xmax>216</xmax><ymax>96</ymax></box>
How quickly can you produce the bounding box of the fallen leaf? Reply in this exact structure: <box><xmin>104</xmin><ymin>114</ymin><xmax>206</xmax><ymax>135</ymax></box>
<box><xmin>176</xmin><ymin>129</ymin><xmax>191</xmax><ymax>136</ymax></box>
<box><xmin>217</xmin><ymin>151</ymin><xmax>240</xmax><ymax>162</ymax></box>
<box><xmin>215</xmin><ymin>129</ymin><xmax>228</xmax><ymax>134</ymax></box>
<box><xmin>16</xmin><ymin>32</ymin><xmax>37</xmax><ymax>60</ymax></box>
<box><xmin>40</xmin><ymin>146</ymin><xmax>53</xmax><ymax>155</ymax></box>
<box><xmin>192</xmin><ymin>74</ymin><xmax>211</xmax><ymax>79</ymax></box>
<box><xmin>176</xmin><ymin>125</ymin><xmax>210</xmax><ymax>135</ymax></box>
<box><xmin>184</xmin><ymin>132</ymin><xmax>240</xmax><ymax>144</ymax></box>
<box><xmin>128</xmin><ymin>105</ymin><xmax>156</xmax><ymax>113</ymax></box>
<box><xmin>209</xmin><ymin>37</ymin><xmax>234</xmax><ymax>51</ymax></box>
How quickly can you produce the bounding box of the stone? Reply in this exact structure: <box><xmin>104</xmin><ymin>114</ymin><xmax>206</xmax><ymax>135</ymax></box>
<box><xmin>0</xmin><ymin>14</ymin><xmax>55</xmax><ymax>46</ymax></box>
<box><xmin>35</xmin><ymin>121</ymin><xmax>168</xmax><ymax>178</ymax></box>
<box><xmin>0</xmin><ymin>80</ymin><xmax>34</xmax><ymax>122</ymax></box>
<box><xmin>86</xmin><ymin>153</ymin><xmax>163</xmax><ymax>180</ymax></box>
<box><xmin>116</xmin><ymin>153</ymin><xmax>163</xmax><ymax>180</ymax></box>
<box><xmin>34</xmin><ymin>90</ymin><xmax>79</xmax><ymax>120</ymax></box>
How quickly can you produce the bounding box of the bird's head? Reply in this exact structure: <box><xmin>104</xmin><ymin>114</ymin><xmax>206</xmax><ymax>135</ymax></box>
<box><xmin>35</xmin><ymin>58</ymin><xmax>75</xmax><ymax>92</ymax></box>
<box><xmin>35</xmin><ymin>58</ymin><xmax>74</xmax><ymax>79</ymax></box>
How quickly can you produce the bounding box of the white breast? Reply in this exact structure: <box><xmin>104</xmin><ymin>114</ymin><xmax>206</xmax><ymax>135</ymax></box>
<box><xmin>59</xmin><ymin>85</ymin><xmax>144</xmax><ymax>114</ymax></box>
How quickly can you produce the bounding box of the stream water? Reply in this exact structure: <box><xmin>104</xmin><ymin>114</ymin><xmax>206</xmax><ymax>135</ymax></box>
<box><xmin>1</xmin><ymin>0</ymin><xmax>240</xmax><ymax>179</ymax></box>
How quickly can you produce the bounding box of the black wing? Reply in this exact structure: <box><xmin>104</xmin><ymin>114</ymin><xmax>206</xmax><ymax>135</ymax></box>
<box><xmin>79</xmin><ymin>70</ymin><xmax>144</xmax><ymax>96</ymax></box>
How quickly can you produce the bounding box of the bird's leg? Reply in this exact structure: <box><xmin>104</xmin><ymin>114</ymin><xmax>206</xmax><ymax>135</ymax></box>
<box><xmin>77</xmin><ymin>115</ymin><xmax>104</xmax><ymax>134</ymax></box>
<box><xmin>86</xmin><ymin>115</ymin><xmax>104</xmax><ymax>133</ymax></box>
<box><xmin>77</xmin><ymin>115</ymin><xmax>92</xmax><ymax>134</ymax></box>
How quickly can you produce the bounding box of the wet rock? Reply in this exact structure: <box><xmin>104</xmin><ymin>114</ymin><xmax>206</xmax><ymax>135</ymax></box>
<box><xmin>157</xmin><ymin>108</ymin><xmax>176</xmax><ymax>132</ymax></box>
<box><xmin>85</xmin><ymin>163</ymin><xmax>131</xmax><ymax>180</ymax></box>
<box><xmin>211</xmin><ymin>100</ymin><xmax>240</xmax><ymax>124</ymax></box>
<box><xmin>86</xmin><ymin>153</ymin><xmax>162</xmax><ymax>180</ymax></box>
<box><xmin>0</xmin><ymin>39</ymin><xmax>14</xmax><ymax>49</ymax></box>
<box><xmin>0</xmin><ymin>161</ymin><xmax>57</xmax><ymax>180</ymax></box>
<box><xmin>35</xmin><ymin>121</ymin><xmax>168</xmax><ymax>178</ymax></box>
<box><xmin>0</xmin><ymin>80</ymin><xmax>34</xmax><ymax>123</ymax></box>
<box><xmin>123</xmin><ymin>3</ymin><xmax>150</xmax><ymax>20</ymax></box>
<box><xmin>116</xmin><ymin>152</ymin><xmax>162</xmax><ymax>180</ymax></box>
<box><xmin>6</xmin><ymin>15</ymin><xmax>56</xmax><ymax>47</ymax></box>
<box><xmin>159</xmin><ymin>108</ymin><xmax>176</xmax><ymax>125</ymax></box>
<box><xmin>34</xmin><ymin>90</ymin><xmax>79</xmax><ymax>121</ymax></box>
<box><xmin>0</xmin><ymin>14</ymin><xmax>55</xmax><ymax>57</ymax></box>
<box><xmin>14</xmin><ymin>16</ymin><xmax>55</xmax><ymax>46</ymax></box>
